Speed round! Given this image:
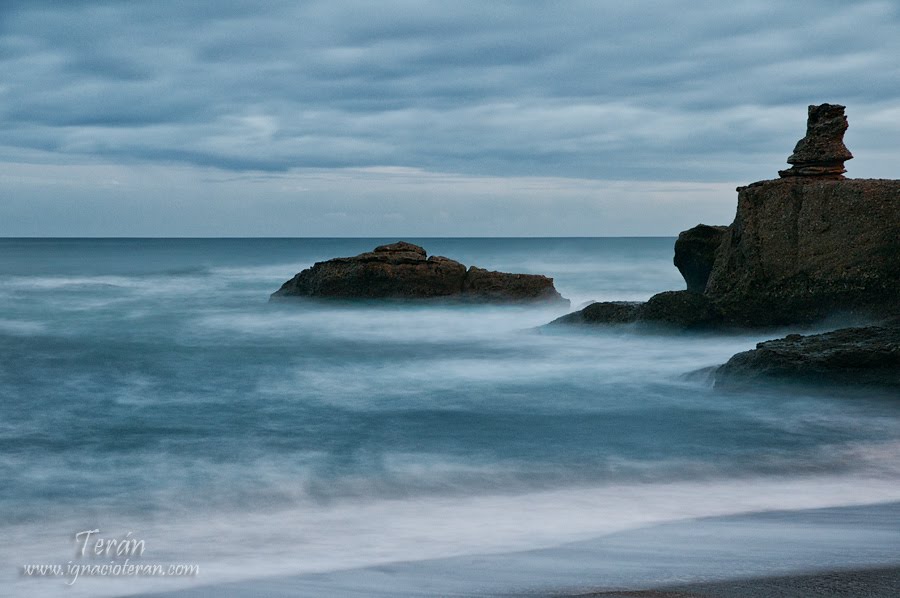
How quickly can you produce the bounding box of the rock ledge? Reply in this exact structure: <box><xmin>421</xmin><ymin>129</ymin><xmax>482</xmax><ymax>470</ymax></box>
<box><xmin>271</xmin><ymin>242</ymin><xmax>568</xmax><ymax>304</ymax></box>
<box><xmin>715</xmin><ymin>326</ymin><xmax>900</xmax><ymax>388</ymax></box>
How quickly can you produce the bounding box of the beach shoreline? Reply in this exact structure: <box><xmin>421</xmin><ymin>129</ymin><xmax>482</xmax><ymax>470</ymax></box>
<box><xmin>127</xmin><ymin>501</ymin><xmax>900</xmax><ymax>598</ymax></box>
<box><xmin>559</xmin><ymin>565</ymin><xmax>900</xmax><ymax>597</ymax></box>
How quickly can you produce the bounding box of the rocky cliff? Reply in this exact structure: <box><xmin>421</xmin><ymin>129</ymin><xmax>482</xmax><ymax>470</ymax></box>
<box><xmin>551</xmin><ymin>103</ymin><xmax>899</xmax><ymax>329</ymax></box>
<box><xmin>706</xmin><ymin>177</ymin><xmax>900</xmax><ymax>326</ymax></box>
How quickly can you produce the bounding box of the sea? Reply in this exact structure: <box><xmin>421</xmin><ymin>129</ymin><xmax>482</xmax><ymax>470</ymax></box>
<box><xmin>2</xmin><ymin>238</ymin><xmax>899</xmax><ymax>598</ymax></box>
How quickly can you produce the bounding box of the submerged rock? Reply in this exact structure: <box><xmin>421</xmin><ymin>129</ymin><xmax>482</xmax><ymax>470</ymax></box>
<box><xmin>547</xmin><ymin>291</ymin><xmax>720</xmax><ymax>330</ymax></box>
<box><xmin>673</xmin><ymin>224</ymin><xmax>728</xmax><ymax>293</ymax></box>
<box><xmin>549</xmin><ymin>301</ymin><xmax>643</xmax><ymax>325</ymax></box>
<box><xmin>640</xmin><ymin>290</ymin><xmax>721</xmax><ymax>328</ymax></box>
<box><xmin>715</xmin><ymin>326</ymin><xmax>900</xmax><ymax>388</ymax></box>
<box><xmin>272</xmin><ymin>242</ymin><xmax>568</xmax><ymax>304</ymax></box>
<box><xmin>778</xmin><ymin>103</ymin><xmax>853</xmax><ymax>179</ymax></box>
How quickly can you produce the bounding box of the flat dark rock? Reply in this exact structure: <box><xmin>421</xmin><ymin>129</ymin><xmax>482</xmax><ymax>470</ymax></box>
<box><xmin>715</xmin><ymin>326</ymin><xmax>900</xmax><ymax>388</ymax></box>
<box><xmin>271</xmin><ymin>242</ymin><xmax>568</xmax><ymax>304</ymax></box>
<box><xmin>640</xmin><ymin>290</ymin><xmax>721</xmax><ymax>328</ymax></box>
<box><xmin>549</xmin><ymin>301</ymin><xmax>644</xmax><ymax>325</ymax></box>
<box><xmin>548</xmin><ymin>291</ymin><xmax>721</xmax><ymax>330</ymax></box>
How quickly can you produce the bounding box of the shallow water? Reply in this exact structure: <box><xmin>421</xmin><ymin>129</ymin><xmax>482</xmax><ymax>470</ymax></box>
<box><xmin>2</xmin><ymin>238</ymin><xmax>898</xmax><ymax>597</ymax></box>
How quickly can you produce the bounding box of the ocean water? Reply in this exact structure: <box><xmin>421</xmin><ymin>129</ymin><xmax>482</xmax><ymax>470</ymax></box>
<box><xmin>2</xmin><ymin>238</ymin><xmax>899</xmax><ymax>597</ymax></box>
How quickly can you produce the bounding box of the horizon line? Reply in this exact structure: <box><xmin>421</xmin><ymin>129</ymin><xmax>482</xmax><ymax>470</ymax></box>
<box><xmin>0</xmin><ymin>235</ymin><xmax>678</xmax><ymax>240</ymax></box>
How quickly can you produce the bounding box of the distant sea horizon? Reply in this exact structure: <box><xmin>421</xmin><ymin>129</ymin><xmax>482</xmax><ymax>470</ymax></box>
<box><xmin>0</xmin><ymin>235</ymin><xmax>677</xmax><ymax>239</ymax></box>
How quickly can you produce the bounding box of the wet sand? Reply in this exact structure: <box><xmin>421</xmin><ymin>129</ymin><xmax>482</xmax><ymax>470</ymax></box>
<box><xmin>564</xmin><ymin>566</ymin><xmax>900</xmax><ymax>597</ymax></box>
<box><xmin>131</xmin><ymin>502</ymin><xmax>900</xmax><ymax>598</ymax></box>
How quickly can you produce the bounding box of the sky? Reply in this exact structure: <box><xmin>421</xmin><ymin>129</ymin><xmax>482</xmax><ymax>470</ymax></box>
<box><xmin>1</xmin><ymin>0</ymin><xmax>898</xmax><ymax>236</ymax></box>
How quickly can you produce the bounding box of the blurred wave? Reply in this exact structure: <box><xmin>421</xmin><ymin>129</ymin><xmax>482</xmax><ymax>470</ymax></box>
<box><xmin>1</xmin><ymin>238</ymin><xmax>898</xmax><ymax>597</ymax></box>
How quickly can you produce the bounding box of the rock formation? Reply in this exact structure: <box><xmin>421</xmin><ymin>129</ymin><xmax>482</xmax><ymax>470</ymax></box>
<box><xmin>461</xmin><ymin>266</ymin><xmax>566</xmax><ymax>303</ymax></box>
<box><xmin>551</xmin><ymin>301</ymin><xmax>643</xmax><ymax>325</ymax></box>
<box><xmin>778</xmin><ymin>103</ymin><xmax>853</xmax><ymax>179</ymax></box>
<box><xmin>551</xmin><ymin>103</ymin><xmax>900</xmax><ymax>329</ymax></box>
<box><xmin>673</xmin><ymin>224</ymin><xmax>728</xmax><ymax>293</ymax></box>
<box><xmin>549</xmin><ymin>292</ymin><xmax>721</xmax><ymax>329</ymax></box>
<box><xmin>705</xmin><ymin>177</ymin><xmax>900</xmax><ymax>326</ymax></box>
<box><xmin>272</xmin><ymin>242</ymin><xmax>568</xmax><ymax>304</ymax></box>
<box><xmin>639</xmin><ymin>290</ymin><xmax>722</xmax><ymax>328</ymax></box>
<box><xmin>715</xmin><ymin>326</ymin><xmax>900</xmax><ymax>389</ymax></box>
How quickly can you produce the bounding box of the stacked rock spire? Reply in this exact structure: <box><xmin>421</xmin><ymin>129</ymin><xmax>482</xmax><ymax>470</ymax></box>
<box><xmin>778</xmin><ymin>103</ymin><xmax>853</xmax><ymax>179</ymax></box>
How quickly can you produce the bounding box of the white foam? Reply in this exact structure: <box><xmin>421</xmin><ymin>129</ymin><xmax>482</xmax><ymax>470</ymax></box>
<box><xmin>6</xmin><ymin>466</ymin><xmax>900</xmax><ymax>598</ymax></box>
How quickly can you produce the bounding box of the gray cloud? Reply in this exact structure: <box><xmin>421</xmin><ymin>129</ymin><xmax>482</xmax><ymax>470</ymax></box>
<box><xmin>1</xmin><ymin>1</ymin><xmax>898</xmax><ymax>235</ymax></box>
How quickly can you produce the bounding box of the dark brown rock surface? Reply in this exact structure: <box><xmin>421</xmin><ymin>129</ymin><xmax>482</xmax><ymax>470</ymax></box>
<box><xmin>549</xmin><ymin>301</ymin><xmax>643</xmax><ymax>326</ymax></box>
<box><xmin>778</xmin><ymin>103</ymin><xmax>853</xmax><ymax>178</ymax></box>
<box><xmin>461</xmin><ymin>266</ymin><xmax>565</xmax><ymax>303</ymax></box>
<box><xmin>673</xmin><ymin>224</ymin><xmax>728</xmax><ymax>293</ymax></box>
<box><xmin>547</xmin><ymin>291</ymin><xmax>720</xmax><ymax>330</ymax></box>
<box><xmin>272</xmin><ymin>242</ymin><xmax>568</xmax><ymax>304</ymax></box>
<box><xmin>705</xmin><ymin>178</ymin><xmax>900</xmax><ymax>326</ymax></box>
<box><xmin>715</xmin><ymin>326</ymin><xmax>900</xmax><ymax>388</ymax></box>
<box><xmin>640</xmin><ymin>290</ymin><xmax>721</xmax><ymax>328</ymax></box>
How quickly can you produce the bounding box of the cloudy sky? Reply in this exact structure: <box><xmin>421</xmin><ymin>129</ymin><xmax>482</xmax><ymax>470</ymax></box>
<box><xmin>1</xmin><ymin>0</ymin><xmax>898</xmax><ymax>236</ymax></box>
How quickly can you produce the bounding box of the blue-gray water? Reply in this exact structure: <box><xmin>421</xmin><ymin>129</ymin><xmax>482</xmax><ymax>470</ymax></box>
<box><xmin>2</xmin><ymin>238</ymin><xmax>899</xmax><ymax>597</ymax></box>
